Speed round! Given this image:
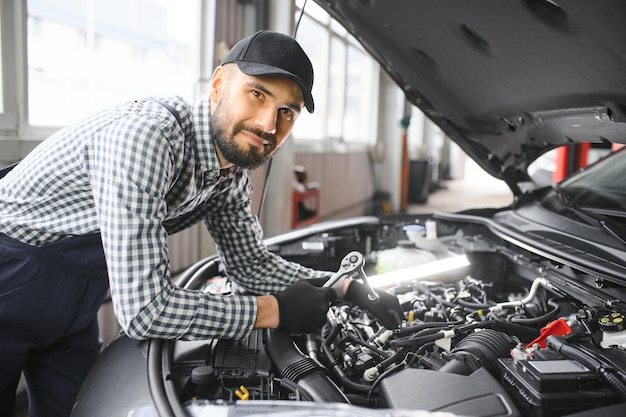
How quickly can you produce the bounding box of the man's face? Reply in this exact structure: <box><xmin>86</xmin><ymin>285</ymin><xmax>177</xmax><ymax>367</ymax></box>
<box><xmin>209</xmin><ymin>64</ymin><xmax>305</xmax><ymax>170</ymax></box>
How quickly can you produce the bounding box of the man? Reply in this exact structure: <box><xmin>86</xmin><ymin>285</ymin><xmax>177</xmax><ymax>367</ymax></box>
<box><xmin>0</xmin><ymin>30</ymin><xmax>401</xmax><ymax>416</ymax></box>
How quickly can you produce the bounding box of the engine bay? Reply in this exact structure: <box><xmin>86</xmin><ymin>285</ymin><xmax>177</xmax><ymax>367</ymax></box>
<box><xmin>167</xmin><ymin>214</ymin><xmax>626</xmax><ymax>417</ymax></box>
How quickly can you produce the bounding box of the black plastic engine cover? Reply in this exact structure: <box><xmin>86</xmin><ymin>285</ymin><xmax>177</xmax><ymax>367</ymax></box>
<box><xmin>379</xmin><ymin>367</ymin><xmax>520</xmax><ymax>416</ymax></box>
<box><xmin>499</xmin><ymin>357</ymin><xmax>619</xmax><ymax>417</ymax></box>
<box><xmin>213</xmin><ymin>328</ymin><xmax>272</xmax><ymax>389</ymax></box>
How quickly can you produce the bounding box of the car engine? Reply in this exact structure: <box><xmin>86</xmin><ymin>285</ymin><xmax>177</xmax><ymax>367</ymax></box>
<box><xmin>164</xmin><ymin>214</ymin><xmax>626</xmax><ymax>417</ymax></box>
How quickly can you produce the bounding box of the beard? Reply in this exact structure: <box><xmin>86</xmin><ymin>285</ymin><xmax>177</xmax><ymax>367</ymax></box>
<box><xmin>209</xmin><ymin>101</ymin><xmax>277</xmax><ymax>170</ymax></box>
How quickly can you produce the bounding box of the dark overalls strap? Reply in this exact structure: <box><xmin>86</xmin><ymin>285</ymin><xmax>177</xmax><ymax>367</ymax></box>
<box><xmin>0</xmin><ymin>162</ymin><xmax>19</xmax><ymax>180</ymax></box>
<box><xmin>148</xmin><ymin>99</ymin><xmax>183</xmax><ymax>128</ymax></box>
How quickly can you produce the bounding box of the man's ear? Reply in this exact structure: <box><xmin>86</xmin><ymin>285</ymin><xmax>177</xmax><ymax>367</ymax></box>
<box><xmin>209</xmin><ymin>66</ymin><xmax>226</xmax><ymax>105</ymax></box>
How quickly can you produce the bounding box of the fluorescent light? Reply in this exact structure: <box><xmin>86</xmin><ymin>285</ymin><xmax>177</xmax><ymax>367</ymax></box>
<box><xmin>367</xmin><ymin>255</ymin><xmax>470</xmax><ymax>287</ymax></box>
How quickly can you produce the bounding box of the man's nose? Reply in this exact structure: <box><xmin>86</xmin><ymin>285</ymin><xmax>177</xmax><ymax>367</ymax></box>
<box><xmin>255</xmin><ymin>106</ymin><xmax>277</xmax><ymax>135</ymax></box>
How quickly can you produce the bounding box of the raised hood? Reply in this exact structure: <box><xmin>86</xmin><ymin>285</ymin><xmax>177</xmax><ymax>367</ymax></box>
<box><xmin>313</xmin><ymin>0</ymin><xmax>626</xmax><ymax>194</ymax></box>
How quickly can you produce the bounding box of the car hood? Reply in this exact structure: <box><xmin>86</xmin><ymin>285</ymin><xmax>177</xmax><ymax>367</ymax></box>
<box><xmin>313</xmin><ymin>0</ymin><xmax>626</xmax><ymax>194</ymax></box>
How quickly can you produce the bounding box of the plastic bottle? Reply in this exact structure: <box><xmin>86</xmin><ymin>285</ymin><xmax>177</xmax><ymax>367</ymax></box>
<box><xmin>375</xmin><ymin>240</ymin><xmax>437</xmax><ymax>274</ymax></box>
<box><xmin>425</xmin><ymin>219</ymin><xmax>437</xmax><ymax>239</ymax></box>
<box><xmin>403</xmin><ymin>224</ymin><xmax>439</xmax><ymax>251</ymax></box>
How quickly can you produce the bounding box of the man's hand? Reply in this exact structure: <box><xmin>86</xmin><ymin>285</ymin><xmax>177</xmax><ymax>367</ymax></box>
<box><xmin>344</xmin><ymin>280</ymin><xmax>404</xmax><ymax>329</ymax></box>
<box><xmin>273</xmin><ymin>281</ymin><xmax>337</xmax><ymax>334</ymax></box>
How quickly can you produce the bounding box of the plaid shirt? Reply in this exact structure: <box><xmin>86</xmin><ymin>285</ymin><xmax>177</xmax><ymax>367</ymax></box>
<box><xmin>0</xmin><ymin>96</ymin><xmax>327</xmax><ymax>340</ymax></box>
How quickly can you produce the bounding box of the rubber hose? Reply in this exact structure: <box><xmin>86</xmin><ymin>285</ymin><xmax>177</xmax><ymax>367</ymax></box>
<box><xmin>510</xmin><ymin>299</ymin><xmax>561</xmax><ymax>325</ymax></box>
<box><xmin>440</xmin><ymin>329</ymin><xmax>516</xmax><ymax>376</ymax></box>
<box><xmin>264</xmin><ymin>329</ymin><xmax>350</xmax><ymax>403</ymax></box>
<box><xmin>321</xmin><ymin>325</ymin><xmax>374</xmax><ymax>394</ymax></box>
<box><xmin>490</xmin><ymin>319</ymin><xmax>541</xmax><ymax>342</ymax></box>
<box><xmin>395</xmin><ymin>321</ymin><xmax>461</xmax><ymax>337</ymax></box>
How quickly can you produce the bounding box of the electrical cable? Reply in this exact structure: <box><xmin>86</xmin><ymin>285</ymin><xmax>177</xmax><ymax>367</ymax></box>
<box><xmin>294</xmin><ymin>0</ymin><xmax>308</xmax><ymax>38</ymax></box>
<box><xmin>257</xmin><ymin>158</ymin><xmax>272</xmax><ymax>219</ymax></box>
<box><xmin>257</xmin><ymin>0</ymin><xmax>308</xmax><ymax>219</ymax></box>
<box><xmin>547</xmin><ymin>335</ymin><xmax>626</xmax><ymax>400</ymax></box>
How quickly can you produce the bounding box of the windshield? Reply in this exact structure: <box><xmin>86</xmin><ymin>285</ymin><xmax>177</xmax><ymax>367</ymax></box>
<box><xmin>559</xmin><ymin>148</ymin><xmax>626</xmax><ymax>212</ymax></box>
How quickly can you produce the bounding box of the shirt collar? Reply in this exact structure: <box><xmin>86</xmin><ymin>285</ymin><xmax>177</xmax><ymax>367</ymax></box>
<box><xmin>220</xmin><ymin>166</ymin><xmax>236</xmax><ymax>179</ymax></box>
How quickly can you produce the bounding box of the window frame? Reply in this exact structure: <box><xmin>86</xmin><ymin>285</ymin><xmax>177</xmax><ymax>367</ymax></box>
<box><xmin>0</xmin><ymin>0</ymin><xmax>21</xmax><ymax>137</ymax></box>
<box><xmin>0</xmin><ymin>0</ymin><xmax>212</xmax><ymax>158</ymax></box>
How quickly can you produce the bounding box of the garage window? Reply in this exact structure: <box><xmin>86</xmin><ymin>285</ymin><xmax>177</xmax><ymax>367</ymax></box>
<box><xmin>292</xmin><ymin>0</ymin><xmax>379</xmax><ymax>145</ymax></box>
<box><xmin>27</xmin><ymin>0</ymin><xmax>200</xmax><ymax>127</ymax></box>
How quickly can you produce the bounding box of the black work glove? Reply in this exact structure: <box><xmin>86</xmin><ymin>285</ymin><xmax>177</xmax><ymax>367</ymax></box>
<box><xmin>274</xmin><ymin>281</ymin><xmax>337</xmax><ymax>334</ymax></box>
<box><xmin>303</xmin><ymin>276</ymin><xmax>343</xmax><ymax>300</ymax></box>
<box><xmin>344</xmin><ymin>281</ymin><xmax>404</xmax><ymax>329</ymax></box>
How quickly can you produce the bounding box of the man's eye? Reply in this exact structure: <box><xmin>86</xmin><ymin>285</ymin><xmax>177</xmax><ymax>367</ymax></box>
<box><xmin>279</xmin><ymin>108</ymin><xmax>294</xmax><ymax>120</ymax></box>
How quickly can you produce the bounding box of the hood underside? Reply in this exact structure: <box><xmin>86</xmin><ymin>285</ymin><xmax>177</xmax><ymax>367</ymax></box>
<box><xmin>313</xmin><ymin>0</ymin><xmax>626</xmax><ymax>189</ymax></box>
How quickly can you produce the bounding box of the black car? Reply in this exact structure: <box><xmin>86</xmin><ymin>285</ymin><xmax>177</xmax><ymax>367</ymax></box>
<box><xmin>72</xmin><ymin>1</ymin><xmax>626</xmax><ymax>416</ymax></box>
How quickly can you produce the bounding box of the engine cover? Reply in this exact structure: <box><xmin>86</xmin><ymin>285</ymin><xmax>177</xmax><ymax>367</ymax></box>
<box><xmin>379</xmin><ymin>367</ymin><xmax>520</xmax><ymax>416</ymax></box>
<box><xmin>499</xmin><ymin>357</ymin><xmax>619</xmax><ymax>417</ymax></box>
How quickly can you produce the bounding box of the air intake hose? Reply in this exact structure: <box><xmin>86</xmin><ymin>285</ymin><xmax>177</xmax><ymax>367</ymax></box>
<box><xmin>264</xmin><ymin>329</ymin><xmax>350</xmax><ymax>403</ymax></box>
<box><xmin>439</xmin><ymin>329</ymin><xmax>516</xmax><ymax>376</ymax></box>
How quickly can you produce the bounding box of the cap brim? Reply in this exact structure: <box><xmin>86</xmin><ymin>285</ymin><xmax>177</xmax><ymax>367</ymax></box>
<box><xmin>236</xmin><ymin>61</ymin><xmax>315</xmax><ymax>113</ymax></box>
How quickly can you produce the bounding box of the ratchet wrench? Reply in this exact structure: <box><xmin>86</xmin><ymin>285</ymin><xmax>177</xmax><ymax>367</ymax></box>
<box><xmin>323</xmin><ymin>251</ymin><xmax>380</xmax><ymax>302</ymax></box>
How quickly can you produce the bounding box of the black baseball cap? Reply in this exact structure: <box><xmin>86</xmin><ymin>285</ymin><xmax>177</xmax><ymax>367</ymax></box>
<box><xmin>220</xmin><ymin>30</ymin><xmax>315</xmax><ymax>113</ymax></box>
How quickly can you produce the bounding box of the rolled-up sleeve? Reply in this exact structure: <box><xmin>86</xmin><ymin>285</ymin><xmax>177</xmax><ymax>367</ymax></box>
<box><xmin>204</xmin><ymin>169</ymin><xmax>329</xmax><ymax>296</ymax></box>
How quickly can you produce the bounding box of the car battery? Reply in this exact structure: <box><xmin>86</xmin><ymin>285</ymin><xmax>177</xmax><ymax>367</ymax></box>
<box><xmin>498</xmin><ymin>357</ymin><xmax>618</xmax><ymax>417</ymax></box>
